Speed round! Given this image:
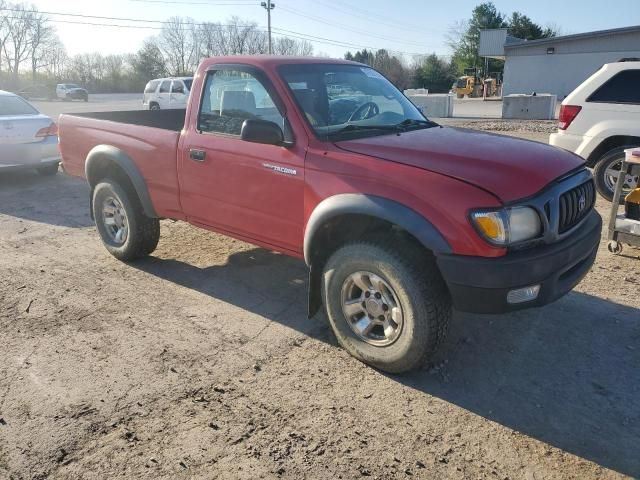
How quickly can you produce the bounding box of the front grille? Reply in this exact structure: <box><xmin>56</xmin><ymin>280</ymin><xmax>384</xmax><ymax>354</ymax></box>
<box><xmin>558</xmin><ymin>180</ymin><xmax>595</xmax><ymax>233</ymax></box>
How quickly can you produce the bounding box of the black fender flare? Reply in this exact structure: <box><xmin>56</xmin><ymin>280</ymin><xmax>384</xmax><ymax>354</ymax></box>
<box><xmin>304</xmin><ymin>194</ymin><xmax>451</xmax><ymax>317</ymax></box>
<box><xmin>85</xmin><ymin>145</ymin><xmax>158</xmax><ymax>218</ymax></box>
<box><xmin>304</xmin><ymin>193</ymin><xmax>451</xmax><ymax>265</ymax></box>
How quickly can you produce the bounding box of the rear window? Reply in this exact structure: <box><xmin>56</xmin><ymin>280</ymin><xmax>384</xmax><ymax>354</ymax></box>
<box><xmin>0</xmin><ymin>95</ymin><xmax>38</xmax><ymax>116</ymax></box>
<box><xmin>184</xmin><ymin>79</ymin><xmax>193</xmax><ymax>91</ymax></box>
<box><xmin>145</xmin><ymin>80</ymin><xmax>160</xmax><ymax>94</ymax></box>
<box><xmin>588</xmin><ymin>70</ymin><xmax>640</xmax><ymax>104</ymax></box>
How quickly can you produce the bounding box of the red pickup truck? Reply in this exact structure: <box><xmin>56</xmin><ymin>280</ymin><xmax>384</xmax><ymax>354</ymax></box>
<box><xmin>60</xmin><ymin>56</ymin><xmax>601</xmax><ymax>373</ymax></box>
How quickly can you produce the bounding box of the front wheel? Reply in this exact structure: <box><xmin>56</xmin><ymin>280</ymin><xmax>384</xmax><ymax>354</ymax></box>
<box><xmin>322</xmin><ymin>241</ymin><xmax>451</xmax><ymax>373</ymax></box>
<box><xmin>593</xmin><ymin>146</ymin><xmax>639</xmax><ymax>202</ymax></box>
<box><xmin>92</xmin><ymin>179</ymin><xmax>160</xmax><ymax>261</ymax></box>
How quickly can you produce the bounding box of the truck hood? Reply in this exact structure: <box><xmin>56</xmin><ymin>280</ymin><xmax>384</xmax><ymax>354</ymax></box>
<box><xmin>336</xmin><ymin>126</ymin><xmax>585</xmax><ymax>202</ymax></box>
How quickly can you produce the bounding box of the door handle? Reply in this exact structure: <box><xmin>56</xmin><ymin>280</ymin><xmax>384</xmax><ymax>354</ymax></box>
<box><xmin>189</xmin><ymin>149</ymin><xmax>206</xmax><ymax>162</ymax></box>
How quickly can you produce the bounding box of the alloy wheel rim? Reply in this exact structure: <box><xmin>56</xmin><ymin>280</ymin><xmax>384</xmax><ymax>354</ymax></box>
<box><xmin>340</xmin><ymin>271</ymin><xmax>404</xmax><ymax>346</ymax></box>
<box><xmin>604</xmin><ymin>159</ymin><xmax>639</xmax><ymax>193</ymax></box>
<box><xmin>102</xmin><ymin>196</ymin><xmax>129</xmax><ymax>245</ymax></box>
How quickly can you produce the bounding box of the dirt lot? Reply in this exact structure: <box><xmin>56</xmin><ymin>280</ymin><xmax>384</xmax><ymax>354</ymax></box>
<box><xmin>1</xmin><ymin>104</ymin><xmax>639</xmax><ymax>479</ymax></box>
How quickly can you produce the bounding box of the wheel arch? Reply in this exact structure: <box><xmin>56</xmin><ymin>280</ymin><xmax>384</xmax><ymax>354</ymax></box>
<box><xmin>304</xmin><ymin>194</ymin><xmax>451</xmax><ymax>318</ymax></box>
<box><xmin>586</xmin><ymin>135</ymin><xmax>640</xmax><ymax>167</ymax></box>
<box><xmin>85</xmin><ymin>145</ymin><xmax>158</xmax><ymax>219</ymax></box>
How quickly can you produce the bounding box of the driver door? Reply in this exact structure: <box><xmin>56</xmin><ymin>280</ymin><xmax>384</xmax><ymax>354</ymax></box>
<box><xmin>178</xmin><ymin>66</ymin><xmax>306</xmax><ymax>254</ymax></box>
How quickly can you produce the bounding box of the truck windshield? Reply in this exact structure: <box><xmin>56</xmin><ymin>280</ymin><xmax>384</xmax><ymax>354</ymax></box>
<box><xmin>279</xmin><ymin>64</ymin><xmax>432</xmax><ymax>140</ymax></box>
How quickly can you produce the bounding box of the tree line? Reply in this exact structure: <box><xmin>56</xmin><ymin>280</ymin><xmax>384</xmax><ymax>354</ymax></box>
<box><xmin>1</xmin><ymin>1</ymin><xmax>558</xmax><ymax>95</ymax></box>
<box><xmin>0</xmin><ymin>2</ymin><xmax>313</xmax><ymax>92</ymax></box>
<box><xmin>344</xmin><ymin>2</ymin><xmax>559</xmax><ymax>94</ymax></box>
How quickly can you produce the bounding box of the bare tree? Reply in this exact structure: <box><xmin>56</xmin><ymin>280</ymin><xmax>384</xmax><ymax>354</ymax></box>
<box><xmin>28</xmin><ymin>9</ymin><xmax>55</xmax><ymax>80</ymax></box>
<box><xmin>273</xmin><ymin>37</ymin><xmax>313</xmax><ymax>56</ymax></box>
<box><xmin>43</xmin><ymin>37</ymin><xmax>66</xmax><ymax>79</ymax></box>
<box><xmin>0</xmin><ymin>0</ymin><xmax>11</xmax><ymax>74</ymax></box>
<box><xmin>3</xmin><ymin>3</ymin><xmax>34</xmax><ymax>78</ymax></box>
<box><xmin>157</xmin><ymin>16</ymin><xmax>197</xmax><ymax>76</ymax></box>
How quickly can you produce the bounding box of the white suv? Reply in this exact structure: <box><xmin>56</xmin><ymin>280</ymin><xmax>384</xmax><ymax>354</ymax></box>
<box><xmin>550</xmin><ymin>61</ymin><xmax>640</xmax><ymax>201</ymax></box>
<box><xmin>143</xmin><ymin>77</ymin><xmax>193</xmax><ymax>110</ymax></box>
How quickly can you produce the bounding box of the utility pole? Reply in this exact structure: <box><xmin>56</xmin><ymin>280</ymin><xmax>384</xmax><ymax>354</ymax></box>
<box><xmin>261</xmin><ymin>2</ymin><xmax>275</xmax><ymax>54</ymax></box>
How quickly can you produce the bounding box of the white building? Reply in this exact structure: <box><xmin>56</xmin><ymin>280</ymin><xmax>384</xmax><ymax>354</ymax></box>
<box><xmin>479</xmin><ymin>26</ymin><xmax>640</xmax><ymax>99</ymax></box>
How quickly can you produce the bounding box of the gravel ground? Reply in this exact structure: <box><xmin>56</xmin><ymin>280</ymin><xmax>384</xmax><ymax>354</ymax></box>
<box><xmin>0</xmin><ymin>123</ymin><xmax>639</xmax><ymax>480</ymax></box>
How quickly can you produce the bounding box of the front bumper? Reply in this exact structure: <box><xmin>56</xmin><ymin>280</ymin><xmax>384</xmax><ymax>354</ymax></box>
<box><xmin>437</xmin><ymin>210</ymin><xmax>602</xmax><ymax>314</ymax></box>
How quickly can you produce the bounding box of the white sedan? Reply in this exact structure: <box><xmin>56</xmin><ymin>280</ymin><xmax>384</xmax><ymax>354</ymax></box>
<box><xmin>0</xmin><ymin>90</ymin><xmax>60</xmax><ymax>175</ymax></box>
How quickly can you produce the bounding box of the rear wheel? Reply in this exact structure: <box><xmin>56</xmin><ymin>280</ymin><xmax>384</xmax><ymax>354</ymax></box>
<box><xmin>149</xmin><ymin>102</ymin><xmax>160</xmax><ymax>111</ymax></box>
<box><xmin>92</xmin><ymin>179</ymin><xmax>160</xmax><ymax>261</ymax></box>
<box><xmin>36</xmin><ymin>164</ymin><xmax>59</xmax><ymax>176</ymax></box>
<box><xmin>321</xmin><ymin>240</ymin><xmax>451</xmax><ymax>373</ymax></box>
<box><xmin>593</xmin><ymin>146</ymin><xmax>639</xmax><ymax>202</ymax></box>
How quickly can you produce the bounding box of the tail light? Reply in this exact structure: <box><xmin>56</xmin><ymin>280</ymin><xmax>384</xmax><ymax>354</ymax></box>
<box><xmin>558</xmin><ymin>105</ymin><xmax>582</xmax><ymax>130</ymax></box>
<box><xmin>35</xmin><ymin>122</ymin><xmax>58</xmax><ymax>138</ymax></box>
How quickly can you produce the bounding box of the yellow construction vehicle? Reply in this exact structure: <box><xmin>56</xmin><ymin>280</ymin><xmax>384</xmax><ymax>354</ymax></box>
<box><xmin>453</xmin><ymin>68</ymin><xmax>499</xmax><ymax>99</ymax></box>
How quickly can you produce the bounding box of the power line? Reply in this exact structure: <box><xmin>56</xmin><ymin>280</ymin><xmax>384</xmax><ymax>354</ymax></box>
<box><xmin>0</xmin><ymin>7</ymin><xmax>434</xmax><ymax>56</ymax></box>
<box><xmin>276</xmin><ymin>4</ymin><xmax>436</xmax><ymax>48</ymax></box>
<box><xmin>130</xmin><ymin>0</ymin><xmax>255</xmax><ymax>4</ymax></box>
<box><xmin>313</xmin><ymin>0</ymin><xmax>443</xmax><ymax>34</ymax></box>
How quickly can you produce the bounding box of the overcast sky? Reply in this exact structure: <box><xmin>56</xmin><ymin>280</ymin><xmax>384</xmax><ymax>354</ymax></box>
<box><xmin>20</xmin><ymin>0</ymin><xmax>640</xmax><ymax>59</ymax></box>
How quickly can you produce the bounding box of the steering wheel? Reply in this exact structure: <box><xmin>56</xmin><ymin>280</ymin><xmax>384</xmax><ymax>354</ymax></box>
<box><xmin>348</xmin><ymin>101</ymin><xmax>379</xmax><ymax>122</ymax></box>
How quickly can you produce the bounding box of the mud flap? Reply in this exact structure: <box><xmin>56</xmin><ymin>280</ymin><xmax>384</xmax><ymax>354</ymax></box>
<box><xmin>308</xmin><ymin>263</ymin><xmax>322</xmax><ymax>318</ymax></box>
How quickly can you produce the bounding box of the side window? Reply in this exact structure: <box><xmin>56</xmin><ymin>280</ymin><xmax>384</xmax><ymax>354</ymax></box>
<box><xmin>171</xmin><ymin>81</ymin><xmax>185</xmax><ymax>94</ymax></box>
<box><xmin>159</xmin><ymin>80</ymin><xmax>171</xmax><ymax>93</ymax></box>
<box><xmin>145</xmin><ymin>81</ymin><xmax>159</xmax><ymax>94</ymax></box>
<box><xmin>588</xmin><ymin>70</ymin><xmax>640</xmax><ymax>104</ymax></box>
<box><xmin>198</xmin><ymin>69</ymin><xmax>284</xmax><ymax>136</ymax></box>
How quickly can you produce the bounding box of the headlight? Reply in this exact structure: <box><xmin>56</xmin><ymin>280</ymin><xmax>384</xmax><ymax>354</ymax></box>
<box><xmin>471</xmin><ymin>207</ymin><xmax>542</xmax><ymax>246</ymax></box>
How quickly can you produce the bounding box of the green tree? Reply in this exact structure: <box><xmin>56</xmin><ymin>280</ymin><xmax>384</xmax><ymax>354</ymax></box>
<box><xmin>130</xmin><ymin>40</ymin><xmax>167</xmax><ymax>88</ymax></box>
<box><xmin>448</xmin><ymin>2</ymin><xmax>506</xmax><ymax>74</ymax></box>
<box><xmin>414</xmin><ymin>54</ymin><xmax>456</xmax><ymax>93</ymax></box>
<box><xmin>508</xmin><ymin>12</ymin><xmax>556</xmax><ymax>40</ymax></box>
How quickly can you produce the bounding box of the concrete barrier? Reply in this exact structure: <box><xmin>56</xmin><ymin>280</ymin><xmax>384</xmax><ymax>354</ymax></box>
<box><xmin>407</xmin><ymin>93</ymin><xmax>454</xmax><ymax>118</ymax></box>
<box><xmin>404</xmin><ymin>88</ymin><xmax>429</xmax><ymax>96</ymax></box>
<box><xmin>502</xmin><ymin>94</ymin><xmax>557</xmax><ymax>120</ymax></box>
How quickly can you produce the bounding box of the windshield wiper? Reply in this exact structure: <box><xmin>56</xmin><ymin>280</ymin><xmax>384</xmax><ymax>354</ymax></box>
<box><xmin>328</xmin><ymin>119</ymin><xmax>439</xmax><ymax>138</ymax></box>
<box><xmin>393</xmin><ymin>118</ymin><xmax>439</xmax><ymax>130</ymax></box>
<box><xmin>327</xmin><ymin>124</ymin><xmax>400</xmax><ymax>137</ymax></box>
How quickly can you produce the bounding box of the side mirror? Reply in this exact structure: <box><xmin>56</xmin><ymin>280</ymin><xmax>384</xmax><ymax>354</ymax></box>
<box><xmin>241</xmin><ymin>119</ymin><xmax>284</xmax><ymax>146</ymax></box>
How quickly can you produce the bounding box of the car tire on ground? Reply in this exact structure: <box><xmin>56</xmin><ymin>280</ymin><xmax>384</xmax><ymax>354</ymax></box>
<box><xmin>149</xmin><ymin>103</ymin><xmax>160</xmax><ymax>111</ymax></box>
<box><xmin>36</xmin><ymin>164</ymin><xmax>59</xmax><ymax>176</ymax></box>
<box><xmin>321</xmin><ymin>240</ymin><xmax>451</xmax><ymax>374</ymax></box>
<box><xmin>92</xmin><ymin>179</ymin><xmax>160</xmax><ymax>261</ymax></box>
<box><xmin>593</xmin><ymin>146</ymin><xmax>639</xmax><ymax>202</ymax></box>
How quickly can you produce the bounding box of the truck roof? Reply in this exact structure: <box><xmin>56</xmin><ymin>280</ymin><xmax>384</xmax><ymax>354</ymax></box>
<box><xmin>199</xmin><ymin>55</ymin><xmax>364</xmax><ymax>69</ymax></box>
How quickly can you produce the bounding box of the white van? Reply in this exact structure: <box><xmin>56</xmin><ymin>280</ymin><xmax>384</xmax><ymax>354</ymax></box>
<box><xmin>143</xmin><ymin>77</ymin><xmax>193</xmax><ymax>110</ymax></box>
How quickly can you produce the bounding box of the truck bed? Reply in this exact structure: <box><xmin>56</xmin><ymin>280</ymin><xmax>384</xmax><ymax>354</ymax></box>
<box><xmin>59</xmin><ymin>109</ymin><xmax>185</xmax><ymax>219</ymax></box>
<box><xmin>71</xmin><ymin>109</ymin><xmax>186</xmax><ymax>132</ymax></box>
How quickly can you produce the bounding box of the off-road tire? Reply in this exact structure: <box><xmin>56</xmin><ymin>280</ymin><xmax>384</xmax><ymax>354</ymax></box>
<box><xmin>321</xmin><ymin>240</ymin><xmax>451</xmax><ymax>374</ymax></box>
<box><xmin>594</xmin><ymin>145</ymin><xmax>639</xmax><ymax>202</ymax></box>
<box><xmin>92</xmin><ymin>179</ymin><xmax>160</xmax><ymax>261</ymax></box>
<box><xmin>36</xmin><ymin>164</ymin><xmax>59</xmax><ymax>176</ymax></box>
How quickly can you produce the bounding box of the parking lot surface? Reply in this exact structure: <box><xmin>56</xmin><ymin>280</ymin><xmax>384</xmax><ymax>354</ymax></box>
<box><xmin>0</xmin><ymin>95</ymin><xmax>638</xmax><ymax>479</ymax></box>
